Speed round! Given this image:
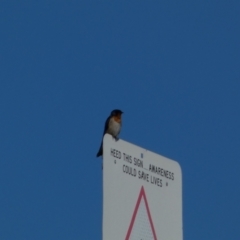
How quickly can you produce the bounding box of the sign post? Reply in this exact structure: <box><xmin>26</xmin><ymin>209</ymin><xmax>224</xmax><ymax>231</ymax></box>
<box><xmin>102</xmin><ymin>134</ymin><xmax>182</xmax><ymax>240</ymax></box>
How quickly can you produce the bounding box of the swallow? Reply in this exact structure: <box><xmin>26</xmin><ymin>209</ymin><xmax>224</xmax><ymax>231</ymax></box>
<box><xmin>96</xmin><ymin>109</ymin><xmax>123</xmax><ymax>157</ymax></box>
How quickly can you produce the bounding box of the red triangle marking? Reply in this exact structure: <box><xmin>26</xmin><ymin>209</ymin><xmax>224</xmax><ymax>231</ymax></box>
<box><xmin>125</xmin><ymin>186</ymin><xmax>157</xmax><ymax>240</ymax></box>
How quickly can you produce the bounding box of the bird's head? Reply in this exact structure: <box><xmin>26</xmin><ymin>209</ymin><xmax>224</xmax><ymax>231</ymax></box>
<box><xmin>111</xmin><ymin>109</ymin><xmax>123</xmax><ymax>122</ymax></box>
<box><xmin>111</xmin><ymin>109</ymin><xmax>123</xmax><ymax>117</ymax></box>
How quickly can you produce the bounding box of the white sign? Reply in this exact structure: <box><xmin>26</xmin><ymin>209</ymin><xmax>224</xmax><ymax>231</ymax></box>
<box><xmin>102</xmin><ymin>134</ymin><xmax>182</xmax><ymax>240</ymax></box>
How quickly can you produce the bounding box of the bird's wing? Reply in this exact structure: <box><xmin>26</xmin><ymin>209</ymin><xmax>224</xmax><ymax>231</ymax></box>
<box><xmin>103</xmin><ymin>116</ymin><xmax>111</xmax><ymax>135</ymax></box>
<box><xmin>96</xmin><ymin>115</ymin><xmax>111</xmax><ymax>157</ymax></box>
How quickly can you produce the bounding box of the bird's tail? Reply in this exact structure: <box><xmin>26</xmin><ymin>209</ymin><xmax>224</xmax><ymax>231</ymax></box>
<box><xmin>96</xmin><ymin>141</ymin><xmax>103</xmax><ymax>157</ymax></box>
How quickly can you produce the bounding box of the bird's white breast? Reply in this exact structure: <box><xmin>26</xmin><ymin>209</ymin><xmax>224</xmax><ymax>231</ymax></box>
<box><xmin>107</xmin><ymin>118</ymin><xmax>121</xmax><ymax>137</ymax></box>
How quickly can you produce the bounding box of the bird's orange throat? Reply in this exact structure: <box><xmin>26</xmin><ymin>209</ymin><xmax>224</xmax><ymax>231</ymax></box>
<box><xmin>113</xmin><ymin>115</ymin><xmax>122</xmax><ymax>123</ymax></box>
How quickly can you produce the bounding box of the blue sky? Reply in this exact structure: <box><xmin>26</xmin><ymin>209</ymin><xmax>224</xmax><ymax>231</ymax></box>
<box><xmin>0</xmin><ymin>1</ymin><xmax>239</xmax><ymax>239</ymax></box>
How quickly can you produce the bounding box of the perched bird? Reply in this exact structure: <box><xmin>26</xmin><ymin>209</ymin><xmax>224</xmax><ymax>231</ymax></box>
<box><xmin>96</xmin><ymin>109</ymin><xmax>123</xmax><ymax>157</ymax></box>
